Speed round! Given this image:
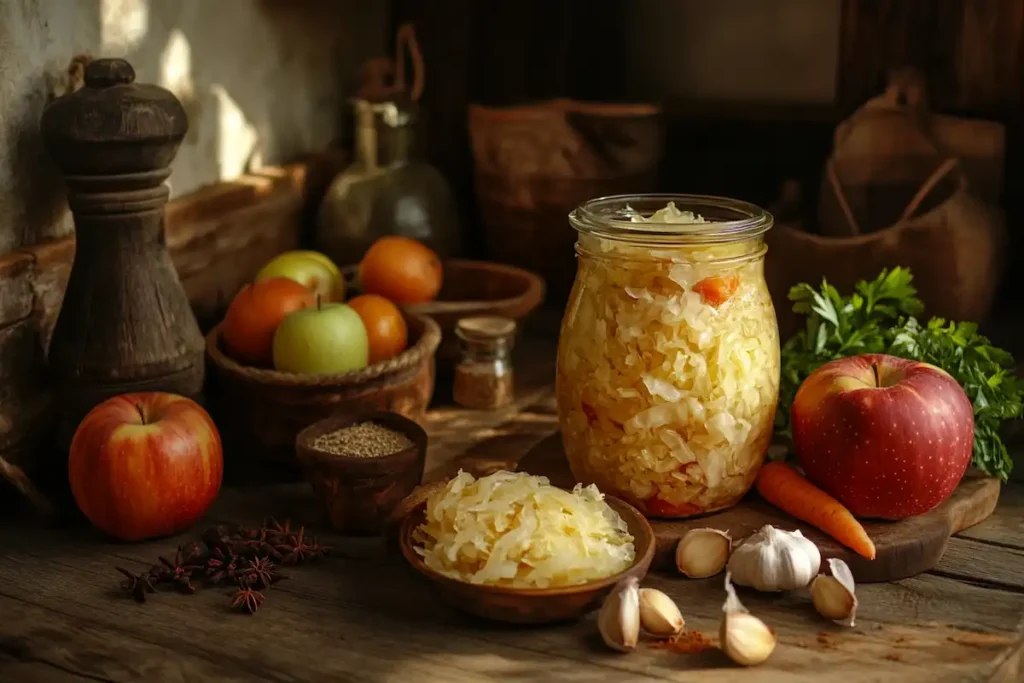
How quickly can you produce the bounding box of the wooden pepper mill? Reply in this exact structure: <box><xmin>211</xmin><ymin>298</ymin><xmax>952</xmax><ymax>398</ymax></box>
<box><xmin>41</xmin><ymin>58</ymin><xmax>205</xmax><ymax>453</ymax></box>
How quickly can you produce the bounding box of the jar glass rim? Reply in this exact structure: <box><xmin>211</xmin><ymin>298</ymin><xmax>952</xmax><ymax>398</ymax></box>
<box><xmin>569</xmin><ymin>194</ymin><xmax>772</xmax><ymax>245</ymax></box>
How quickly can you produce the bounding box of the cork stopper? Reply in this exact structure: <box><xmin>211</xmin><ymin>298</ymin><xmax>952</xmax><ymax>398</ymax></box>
<box><xmin>455</xmin><ymin>317</ymin><xmax>516</xmax><ymax>343</ymax></box>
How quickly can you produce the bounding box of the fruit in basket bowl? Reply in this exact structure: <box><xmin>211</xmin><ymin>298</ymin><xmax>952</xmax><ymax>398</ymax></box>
<box><xmin>273</xmin><ymin>300</ymin><xmax>369</xmax><ymax>374</ymax></box>
<box><xmin>348</xmin><ymin>294</ymin><xmax>408</xmax><ymax>364</ymax></box>
<box><xmin>358</xmin><ymin>236</ymin><xmax>442</xmax><ymax>305</ymax></box>
<box><xmin>791</xmin><ymin>353</ymin><xmax>974</xmax><ymax>520</ymax></box>
<box><xmin>68</xmin><ymin>393</ymin><xmax>223</xmax><ymax>542</ymax></box>
<box><xmin>222</xmin><ymin>277</ymin><xmax>316</xmax><ymax>366</ymax></box>
<box><xmin>257</xmin><ymin>250</ymin><xmax>346</xmax><ymax>303</ymax></box>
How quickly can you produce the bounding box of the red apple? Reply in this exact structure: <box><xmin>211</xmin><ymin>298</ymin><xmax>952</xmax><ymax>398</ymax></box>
<box><xmin>791</xmin><ymin>353</ymin><xmax>974</xmax><ymax>520</ymax></box>
<box><xmin>69</xmin><ymin>392</ymin><xmax>223</xmax><ymax>541</ymax></box>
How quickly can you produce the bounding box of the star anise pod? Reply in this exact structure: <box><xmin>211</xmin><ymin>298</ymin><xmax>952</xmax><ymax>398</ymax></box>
<box><xmin>234</xmin><ymin>537</ymin><xmax>281</xmax><ymax>560</ymax></box>
<box><xmin>231</xmin><ymin>585</ymin><xmax>264</xmax><ymax>614</ymax></box>
<box><xmin>115</xmin><ymin>567</ymin><xmax>155</xmax><ymax>603</ymax></box>
<box><xmin>158</xmin><ymin>546</ymin><xmax>203</xmax><ymax>594</ymax></box>
<box><xmin>279</xmin><ymin>527</ymin><xmax>331</xmax><ymax>565</ymax></box>
<box><xmin>205</xmin><ymin>547</ymin><xmax>240</xmax><ymax>585</ymax></box>
<box><xmin>239</xmin><ymin>556</ymin><xmax>285</xmax><ymax>589</ymax></box>
<box><xmin>263</xmin><ymin>517</ymin><xmax>295</xmax><ymax>539</ymax></box>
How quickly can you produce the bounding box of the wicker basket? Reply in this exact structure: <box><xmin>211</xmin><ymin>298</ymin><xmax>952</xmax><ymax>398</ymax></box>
<box><xmin>767</xmin><ymin>162</ymin><xmax>1006</xmax><ymax>338</ymax></box>
<box><xmin>469</xmin><ymin>99</ymin><xmax>663</xmax><ymax>301</ymax></box>
<box><xmin>205</xmin><ymin>313</ymin><xmax>440</xmax><ymax>464</ymax></box>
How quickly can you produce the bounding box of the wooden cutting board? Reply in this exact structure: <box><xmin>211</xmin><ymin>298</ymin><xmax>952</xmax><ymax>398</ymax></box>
<box><xmin>518</xmin><ymin>433</ymin><xmax>1001</xmax><ymax>583</ymax></box>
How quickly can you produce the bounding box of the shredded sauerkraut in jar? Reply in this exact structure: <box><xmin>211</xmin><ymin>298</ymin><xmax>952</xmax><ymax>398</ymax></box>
<box><xmin>413</xmin><ymin>470</ymin><xmax>636</xmax><ymax>588</ymax></box>
<box><xmin>557</xmin><ymin>202</ymin><xmax>780</xmax><ymax>517</ymax></box>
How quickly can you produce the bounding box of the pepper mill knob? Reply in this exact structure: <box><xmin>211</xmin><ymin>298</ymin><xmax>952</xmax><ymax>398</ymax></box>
<box><xmin>84</xmin><ymin>58</ymin><xmax>136</xmax><ymax>87</ymax></box>
<box><xmin>41</xmin><ymin>55</ymin><xmax>188</xmax><ymax>176</ymax></box>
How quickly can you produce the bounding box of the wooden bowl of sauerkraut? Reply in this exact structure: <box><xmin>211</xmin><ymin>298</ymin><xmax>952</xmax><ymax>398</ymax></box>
<box><xmin>397</xmin><ymin>470</ymin><xmax>655</xmax><ymax>624</ymax></box>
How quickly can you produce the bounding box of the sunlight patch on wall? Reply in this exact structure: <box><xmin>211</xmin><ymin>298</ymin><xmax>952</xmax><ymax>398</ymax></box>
<box><xmin>211</xmin><ymin>84</ymin><xmax>259</xmax><ymax>181</ymax></box>
<box><xmin>100</xmin><ymin>0</ymin><xmax>150</xmax><ymax>54</ymax></box>
<box><xmin>160</xmin><ymin>28</ymin><xmax>194</xmax><ymax>101</ymax></box>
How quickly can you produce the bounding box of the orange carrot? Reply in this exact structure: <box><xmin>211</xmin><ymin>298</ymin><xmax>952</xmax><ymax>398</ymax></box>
<box><xmin>756</xmin><ymin>462</ymin><xmax>876</xmax><ymax>560</ymax></box>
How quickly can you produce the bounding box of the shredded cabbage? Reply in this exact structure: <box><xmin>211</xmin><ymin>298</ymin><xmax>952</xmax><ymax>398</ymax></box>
<box><xmin>556</xmin><ymin>203</ymin><xmax>780</xmax><ymax>517</ymax></box>
<box><xmin>413</xmin><ymin>470</ymin><xmax>636</xmax><ymax>588</ymax></box>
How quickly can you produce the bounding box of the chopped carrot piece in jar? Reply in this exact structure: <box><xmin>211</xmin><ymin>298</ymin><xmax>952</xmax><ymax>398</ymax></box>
<box><xmin>693</xmin><ymin>275</ymin><xmax>740</xmax><ymax>307</ymax></box>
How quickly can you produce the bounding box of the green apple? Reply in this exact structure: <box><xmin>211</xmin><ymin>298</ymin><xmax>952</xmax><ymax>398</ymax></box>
<box><xmin>257</xmin><ymin>250</ymin><xmax>346</xmax><ymax>303</ymax></box>
<box><xmin>272</xmin><ymin>301</ymin><xmax>369</xmax><ymax>374</ymax></box>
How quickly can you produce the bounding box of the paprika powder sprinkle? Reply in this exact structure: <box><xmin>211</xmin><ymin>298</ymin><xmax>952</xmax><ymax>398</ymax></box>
<box><xmin>650</xmin><ymin>629</ymin><xmax>716</xmax><ymax>654</ymax></box>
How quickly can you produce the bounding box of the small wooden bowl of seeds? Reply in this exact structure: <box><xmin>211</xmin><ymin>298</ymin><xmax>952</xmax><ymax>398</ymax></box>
<box><xmin>296</xmin><ymin>411</ymin><xmax>428</xmax><ymax>535</ymax></box>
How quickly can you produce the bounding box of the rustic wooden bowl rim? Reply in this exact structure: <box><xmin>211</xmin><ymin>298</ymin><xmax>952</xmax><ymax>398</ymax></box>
<box><xmin>398</xmin><ymin>495</ymin><xmax>655</xmax><ymax>597</ymax></box>
<box><xmin>341</xmin><ymin>259</ymin><xmax>545</xmax><ymax>318</ymax></box>
<box><xmin>296</xmin><ymin>410</ymin><xmax>427</xmax><ymax>471</ymax></box>
<box><xmin>405</xmin><ymin>259</ymin><xmax>545</xmax><ymax>316</ymax></box>
<box><xmin>205</xmin><ymin>311</ymin><xmax>440</xmax><ymax>387</ymax></box>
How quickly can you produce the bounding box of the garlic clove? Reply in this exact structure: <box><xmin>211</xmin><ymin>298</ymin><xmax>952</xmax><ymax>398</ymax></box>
<box><xmin>720</xmin><ymin>572</ymin><xmax>776</xmax><ymax>666</ymax></box>
<box><xmin>810</xmin><ymin>558</ymin><xmax>857</xmax><ymax>627</ymax></box>
<box><xmin>639</xmin><ymin>588</ymin><xmax>685</xmax><ymax>637</ymax></box>
<box><xmin>675</xmin><ymin>528</ymin><xmax>732</xmax><ymax>579</ymax></box>
<box><xmin>721</xmin><ymin>612</ymin><xmax>777</xmax><ymax>667</ymax></box>
<box><xmin>598</xmin><ymin>576</ymin><xmax>640</xmax><ymax>652</ymax></box>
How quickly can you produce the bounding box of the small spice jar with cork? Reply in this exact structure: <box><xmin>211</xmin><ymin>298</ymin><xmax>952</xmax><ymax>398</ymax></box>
<box><xmin>452</xmin><ymin>317</ymin><xmax>516</xmax><ymax>410</ymax></box>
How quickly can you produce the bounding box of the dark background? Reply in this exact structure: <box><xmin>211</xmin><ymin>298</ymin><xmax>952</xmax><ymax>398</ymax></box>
<box><xmin>385</xmin><ymin>0</ymin><xmax>1023</xmax><ymax>354</ymax></box>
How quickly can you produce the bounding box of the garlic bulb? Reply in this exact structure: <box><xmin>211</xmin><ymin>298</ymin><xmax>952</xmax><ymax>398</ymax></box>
<box><xmin>598</xmin><ymin>576</ymin><xmax>640</xmax><ymax>652</ymax></box>
<box><xmin>811</xmin><ymin>558</ymin><xmax>857</xmax><ymax>627</ymax></box>
<box><xmin>719</xmin><ymin>572</ymin><xmax>776</xmax><ymax>666</ymax></box>
<box><xmin>675</xmin><ymin>528</ymin><xmax>731</xmax><ymax>578</ymax></box>
<box><xmin>639</xmin><ymin>588</ymin><xmax>684</xmax><ymax>636</ymax></box>
<box><xmin>726</xmin><ymin>525</ymin><xmax>820</xmax><ymax>592</ymax></box>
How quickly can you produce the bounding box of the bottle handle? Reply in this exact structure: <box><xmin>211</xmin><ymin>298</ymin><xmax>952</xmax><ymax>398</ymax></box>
<box><xmin>394</xmin><ymin>23</ymin><xmax>425</xmax><ymax>102</ymax></box>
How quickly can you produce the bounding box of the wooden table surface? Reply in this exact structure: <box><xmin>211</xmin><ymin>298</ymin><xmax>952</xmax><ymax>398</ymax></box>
<box><xmin>1</xmin><ymin>325</ymin><xmax>1022</xmax><ymax>683</ymax></box>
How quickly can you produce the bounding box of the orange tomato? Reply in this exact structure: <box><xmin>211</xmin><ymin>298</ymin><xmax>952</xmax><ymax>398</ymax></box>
<box><xmin>358</xmin><ymin>236</ymin><xmax>442</xmax><ymax>305</ymax></box>
<box><xmin>348</xmin><ymin>294</ymin><xmax>408</xmax><ymax>364</ymax></box>
<box><xmin>222</xmin><ymin>277</ymin><xmax>316</xmax><ymax>366</ymax></box>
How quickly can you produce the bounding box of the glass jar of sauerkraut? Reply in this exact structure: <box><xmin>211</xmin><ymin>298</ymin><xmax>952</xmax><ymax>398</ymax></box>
<box><xmin>556</xmin><ymin>195</ymin><xmax>780</xmax><ymax>518</ymax></box>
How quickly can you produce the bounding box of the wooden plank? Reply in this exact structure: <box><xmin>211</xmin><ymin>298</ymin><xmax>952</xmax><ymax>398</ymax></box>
<box><xmin>935</xmin><ymin>536</ymin><xmax>1024</xmax><ymax>592</ymax></box>
<box><xmin>0</xmin><ymin>544</ymin><xmax>641</xmax><ymax>682</ymax></box>
<box><xmin>956</xmin><ymin>483</ymin><xmax>1024</xmax><ymax>549</ymax></box>
<box><xmin>0</xmin><ymin>593</ymin><xmax>257</xmax><ymax>682</ymax></box>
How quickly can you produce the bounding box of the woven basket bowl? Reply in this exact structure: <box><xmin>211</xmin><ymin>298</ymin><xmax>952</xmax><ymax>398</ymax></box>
<box><xmin>205</xmin><ymin>312</ymin><xmax>440</xmax><ymax>465</ymax></box>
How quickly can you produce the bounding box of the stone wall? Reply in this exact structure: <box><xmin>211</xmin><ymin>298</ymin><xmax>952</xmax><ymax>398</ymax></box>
<box><xmin>0</xmin><ymin>0</ymin><xmax>387</xmax><ymax>252</ymax></box>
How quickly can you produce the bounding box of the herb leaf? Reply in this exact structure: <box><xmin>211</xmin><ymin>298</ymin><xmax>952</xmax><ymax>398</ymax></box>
<box><xmin>776</xmin><ymin>267</ymin><xmax>1022</xmax><ymax>481</ymax></box>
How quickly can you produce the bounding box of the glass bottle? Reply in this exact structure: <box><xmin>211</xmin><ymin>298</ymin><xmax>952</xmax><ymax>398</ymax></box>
<box><xmin>556</xmin><ymin>194</ymin><xmax>780</xmax><ymax>518</ymax></box>
<box><xmin>453</xmin><ymin>317</ymin><xmax>516</xmax><ymax>410</ymax></box>
<box><xmin>315</xmin><ymin>98</ymin><xmax>464</xmax><ymax>263</ymax></box>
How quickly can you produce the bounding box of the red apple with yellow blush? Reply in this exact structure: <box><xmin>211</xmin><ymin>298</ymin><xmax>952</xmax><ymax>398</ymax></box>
<box><xmin>791</xmin><ymin>353</ymin><xmax>974</xmax><ymax>520</ymax></box>
<box><xmin>69</xmin><ymin>392</ymin><xmax>223</xmax><ymax>541</ymax></box>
